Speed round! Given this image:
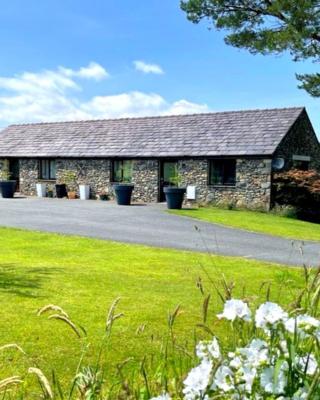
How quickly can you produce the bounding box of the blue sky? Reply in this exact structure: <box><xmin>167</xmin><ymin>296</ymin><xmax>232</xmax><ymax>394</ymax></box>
<box><xmin>0</xmin><ymin>0</ymin><xmax>319</xmax><ymax>135</ymax></box>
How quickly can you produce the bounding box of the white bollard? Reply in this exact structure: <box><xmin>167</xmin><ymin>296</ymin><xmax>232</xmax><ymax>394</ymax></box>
<box><xmin>79</xmin><ymin>185</ymin><xmax>90</xmax><ymax>200</ymax></box>
<box><xmin>36</xmin><ymin>183</ymin><xmax>47</xmax><ymax>198</ymax></box>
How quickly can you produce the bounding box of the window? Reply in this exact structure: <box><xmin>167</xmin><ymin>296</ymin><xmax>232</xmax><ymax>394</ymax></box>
<box><xmin>293</xmin><ymin>160</ymin><xmax>309</xmax><ymax>170</ymax></box>
<box><xmin>112</xmin><ymin>160</ymin><xmax>133</xmax><ymax>183</ymax></box>
<box><xmin>292</xmin><ymin>155</ymin><xmax>310</xmax><ymax>171</ymax></box>
<box><xmin>39</xmin><ymin>160</ymin><xmax>56</xmax><ymax>180</ymax></box>
<box><xmin>209</xmin><ymin>159</ymin><xmax>236</xmax><ymax>186</ymax></box>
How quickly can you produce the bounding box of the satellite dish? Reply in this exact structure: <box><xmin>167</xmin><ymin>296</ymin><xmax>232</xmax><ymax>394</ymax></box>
<box><xmin>272</xmin><ymin>158</ymin><xmax>285</xmax><ymax>171</ymax></box>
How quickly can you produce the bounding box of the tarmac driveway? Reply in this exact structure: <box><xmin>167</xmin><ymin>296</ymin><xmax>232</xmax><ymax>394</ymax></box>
<box><xmin>0</xmin><ymin>197</ymin><xmax>319</xmax><ymax>267</ymax></box>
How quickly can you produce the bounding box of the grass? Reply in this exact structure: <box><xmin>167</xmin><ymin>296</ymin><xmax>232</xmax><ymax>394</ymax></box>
<box><xmin>0</xmin><ymin>227</ymin><xmax>306</xmax><ymax>391</ymax></box>
<box><xmin>169</xmin><ymin>207</ymin><xmax>320</xmax><ymax>241</ymax></box>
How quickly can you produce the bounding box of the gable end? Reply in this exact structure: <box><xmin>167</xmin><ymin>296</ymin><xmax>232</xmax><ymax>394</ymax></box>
<box><xmin>273</xmin><ymin>109</ymin><xmax>320</xmax><ymax>171</ymax></box>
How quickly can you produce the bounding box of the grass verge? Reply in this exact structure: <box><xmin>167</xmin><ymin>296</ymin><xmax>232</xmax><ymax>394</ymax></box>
<box><xmin>169</xmin><ymin>207</ymin><xmax>320</xmax><ymax>241</ymax></box>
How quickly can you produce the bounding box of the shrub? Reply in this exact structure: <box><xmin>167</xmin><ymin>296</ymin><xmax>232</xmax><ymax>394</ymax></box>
<box><xmin>273</xmin><ymin>169</ymin><xmax>320</xmax><ymax>222</ymax></box>
<box><xmin>60</xmin><ymin>170</ymin><xmax>77</xmax><ymax>191</ymax></box>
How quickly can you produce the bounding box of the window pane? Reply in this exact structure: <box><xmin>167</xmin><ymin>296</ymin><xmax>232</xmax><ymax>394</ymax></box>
<box><xmin>41</xmin><ymin>160</ymin><xmax>49</xmax><ymax>179</ymax></box>
<box><xmin>113</xmin><ymin>160</ymin><xmax>123</xmax><ymax>182</ymax></box>
<box><xmin>40</xmin><ymin>160</ymin><xmax>56</xmax><ymax>179</ymax></box>
<box><xmin>122</xmin><ymin>160</ymin><xmax>133</xmax><ymax>183</ymax></box>
<box><xmin>210</xmin><ymin>160</ymin><xmax>223</xmax><ymax>185</ymax></box>
<box><xmin>293</xmin><ymin>160</ymin><xmax>309</xmax><ymax>171</ymax></box>
<box><xmin>50</xmin><ymin>160</ymin><xmax>56</xmax><ymax>179</ymax></box>
<box><xmin>113</xmin><ymin>160</ymin><xmax>133</xmax><ymax>183</ymax></box>
<box><xmin>224</xmin><ymin>160</ymin><xmax>236</xmax><ymax>185</ymax></box>
<box><xmin>163</xmin><ymin>162</ymin><xmax>178</xmax><ymax>186</ymax></box>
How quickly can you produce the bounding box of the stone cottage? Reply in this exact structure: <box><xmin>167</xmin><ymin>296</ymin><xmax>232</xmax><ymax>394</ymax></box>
<box><xmin>0</xmin><ymin>106</ymin><xmax>319</xmax><ymax>209</ymax></box>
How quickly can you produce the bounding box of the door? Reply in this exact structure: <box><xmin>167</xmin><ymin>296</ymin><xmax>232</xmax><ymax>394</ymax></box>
<box><xmin>9</xmin><ymin>159</ymin><xmax>20</xmax><ymax>192</ymax></box>
<box><xmin>159</xmin><ymin>160</ymin><xmax>178</xmax><ymax>201</ymax></box>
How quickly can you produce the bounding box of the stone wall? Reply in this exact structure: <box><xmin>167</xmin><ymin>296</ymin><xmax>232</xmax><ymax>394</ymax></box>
<box><xmin>178</xmin><ymin>158</ymin><xmax>272</xmax><ymax>210</ymax></box>
<box><xmin>131</xmin><ymin>160</ymin><xmax>159</xmax><ymax>202</ymax></box>
<box><xmin>8</xmin><ymin>158</ymin><xmax>158</xmax><ymax>202</ymax></box>
<box><xmin>56</xmin><ymin>159</ymin><xmax>111</xmax><ymax>198</ymax></box>
<box><xmin>19</xmin><ymin>159</ymin><xmax>38</xmax><ymax>195</ymax></box>
<box><xmin>0</xmin><ymin>156</ymin><xmax>273</xmax><ymax>208</ymax></box>
<box><xmin>56</xmin><ymin>159</ymin><xmax>159</xmax><ymax>202</ymax></box>
<box><xmin>274</xmin><ymin>110</ymin><xmax>320</xmax><ymax>171</ymax></box>
<box><xmin>2</xmin><ymin>158</ymin><xmax>113</xmax><ymax>198</ymax></box>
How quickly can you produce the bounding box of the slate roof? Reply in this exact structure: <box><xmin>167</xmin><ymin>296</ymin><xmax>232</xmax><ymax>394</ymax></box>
<box><xmin>0</xmin><ymin>107</ymin><xmax>305</xmax><ymax>158</ymax></box>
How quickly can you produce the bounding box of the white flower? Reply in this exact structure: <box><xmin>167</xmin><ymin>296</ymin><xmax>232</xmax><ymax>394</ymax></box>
<box><xmin>217</xmin><ymin>299</ymin><xmax>251</xmax><ymax>322</ymax></box>
<box><xmin>196</xmin><ymin>337</ymin><xmax>220</xmax><ymax>360</ymax></box>
<box><xmin>183</xmin><ymin>358</ymin><xmax>212</xmax><ymax>400</ymax></box>
<box><xmin>260</xmin><ymin>364</ymin><xmax>287</xmax><ymax>395</ymax></box>
<box><xmin>238</xmin><ymin>365</ymin><xmax>257</xmax><ymax>393</ymax></box>
<box><xmin>211</xmin><ymin>365</ymin><xmax>234</xmax><ymax>392</ymax></box>
<box><xmin>292</xmin><ymin>386</ymin><xmax>308</xmax><ymax>399</ymax></box>
<box><xmin>229</xmin><ymin>355</ymin><xmax>242</xmax><ymax>369</ymax></box>
<box><xmin>279</xmin><ymin>340</ymin><xmax>288</xmax><ymax>355</ymax></box>
<box><xmin>255</xmin><ymin>302</ymin><xmax>288</xmax><ymax>330</ymax></box>
<box><xmin>285</xmin><ymin>314</ymin><xmax>320</xmax><ymax>337</ymax></box>
<box><xmin>149</xmin><ymin>394</ymin><xmax>171</xmax><ymax>400</ymax></box>
<box><xmin>297</xmin><ymin>354</ymin><xmax>318</xmax><ymax>376</ymax></box>
<box><xmin>226</xmin><ymin>339</ymin><xmax>268</xmax><ymax>394</ymax></box>
<box><xmin>238</xmin><ymin>339</ymin><xmax>269</xmax><ymax>368</ymax></box>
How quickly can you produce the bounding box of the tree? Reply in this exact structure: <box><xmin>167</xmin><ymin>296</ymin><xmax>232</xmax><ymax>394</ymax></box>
<box><xmin>180</xmin><ymin>0</ymin><xmax>320</xmax><ymax>96</ymax></box>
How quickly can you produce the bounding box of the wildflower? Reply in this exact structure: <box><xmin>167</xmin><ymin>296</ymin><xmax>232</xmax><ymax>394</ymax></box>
<box><xmin>229</xmin><ymin>355</ymin><xmax>242</xmax><ymax>369</ymax></box>
<box><xmin>183</xmin><ymin>358</ymin><xmax>212</xmax><ymax>400</ymax></box>
<box><xmin>149</xmin><ymin>394</ymin><xmax>171</xmax><ymax>400</ymax></box>
<box><xmin>255</xmin><ymin>302</ymin><xmax>288</xmax><ymax>330</ymax></box>
<box><xmin>217</xmin><ymin>299</ymin><xmax>251</xmax><ymax>322</ymax></box>
<box><xmin>260</xmin><ymin>364</ymin><xmax>287</xmax><ymax>395</ymax></box>
<box><xmin>237</xmin><ymin>365</ymin><xmax>257</xmax><ymax>393</ymax></box>
<box><xmin>292</xmin><ymin>386</ymin><xmax>308</xmax><ymax>399</ymax></box>
<box><xmin>279</xmin><ymin>339</ymin><xmax>288</xmax><ymax>355</ymax></box>
<box><xmin>179</xmin><ymin>299</ymin><xmax>320</xmax><ymax>399</ymax></box>
<box><xmin>297</xmin><ymin>354</ymin><xmax>318</xmax><ymax>376</ymax></box>
<box><xmin>196</xmin><ymin>337</ymin><xmax>220</xmax><ymax>360</ymax></box>
<box><xmin>285</xmin><ymin>314</ymin><xmax>320</xmax><ymax>336</ymax></box>
<box><xmin>227</xmin><ymin>340</ymin><xmax>268</xmax><ymax>394</ymax></box>
<box><xmin>238</xmin><ymin>339</ymin><xmax>269</xmax><ymax>368</ymax></box>
<box><xmin>211</xmin><ymin>365</ymin><xmax>234</xmax><ymax>392</ymax></box>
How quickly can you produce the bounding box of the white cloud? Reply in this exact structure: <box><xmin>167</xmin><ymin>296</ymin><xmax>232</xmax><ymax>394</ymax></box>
<box><xmin>134</xmin><ymin>60</ymin><xmax>164</xmax><ymax>75</ymax></box>
<box><xmin>59</xmin><ymin>62</ymin><xmax>109</xmax><ymax>81</ymax></box>
<box><xmin>0</xmin><ymin>64</ymin><xmax>209</xmax><ymax>125</ymax></box>
<box><xmin>0</xmin><ymin>70</ymin><xmax>79</xmax><ymax>94</ymax></box>
<box><xmin>83</xmin><ymin>92</ymin><xmax>166</xmax><ymax>118</ymax></box>
<box><xmin>165</xmin><ymin>100</ymin><xmax>210</xmax><ymax>115</ymax></box>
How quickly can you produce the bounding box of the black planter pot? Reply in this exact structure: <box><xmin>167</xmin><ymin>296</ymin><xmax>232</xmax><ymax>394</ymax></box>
<box><xmin>55</xmin><ymin>184</ymin><xmax>67</xmax><ymax>198</ymax></box>
<box><xmin>163</xmin><ymin>187</ymin><xmax>186</xmax><ymax>209</ymax></box>
<box><xmin>0</xmin><ymin>180</ymin><xmax>16</xmax><ymax>198</ymax></box>
<box><xmin>113</xmin><ymin>184</ymin><xmax>134</xmax><ymax>205</ymax></box>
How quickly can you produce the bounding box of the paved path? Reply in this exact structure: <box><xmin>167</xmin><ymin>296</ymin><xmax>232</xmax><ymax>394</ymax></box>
<box><xmin>0</xmin><ymin>197</ymin><xmax>319</xmax><ymax>266</ymax></box>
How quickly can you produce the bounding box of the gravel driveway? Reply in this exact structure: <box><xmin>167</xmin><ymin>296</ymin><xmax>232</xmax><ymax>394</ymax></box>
<box><xmin>0</xmin><ymin>197</ymin><xmax>319</xmax><ymax>266</ymax></box>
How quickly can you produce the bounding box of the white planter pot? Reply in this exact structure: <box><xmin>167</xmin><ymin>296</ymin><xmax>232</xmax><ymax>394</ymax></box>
<box><xmin>36</xmin><ymin>183</ymin><xmax>47</xmax><ymax>198</ymax></box>
<box><xmin>79</xmin><ymin>184</ymin><xmax>90</xmax><ymax>200</ymax></box>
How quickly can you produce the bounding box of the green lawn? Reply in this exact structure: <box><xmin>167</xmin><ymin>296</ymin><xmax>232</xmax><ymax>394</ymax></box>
<box><xmin>170</xmin><ymin>207</ymin><xmax>320</xmax><ymax>241</ymax></box>
<box><xmin>0</xmin><ymin>227</ymin><xmax>304</xmax><ymax>390</ymax></box>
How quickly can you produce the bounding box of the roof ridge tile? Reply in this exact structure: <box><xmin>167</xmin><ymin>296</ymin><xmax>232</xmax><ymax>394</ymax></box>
<box><xmin>7</xmin><ymin>106</ymin><xmax>304</xmax><ymax>128</ymax></box>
